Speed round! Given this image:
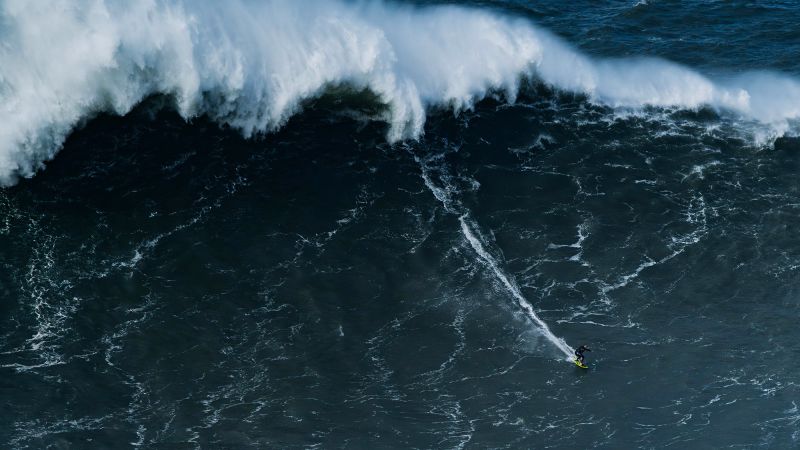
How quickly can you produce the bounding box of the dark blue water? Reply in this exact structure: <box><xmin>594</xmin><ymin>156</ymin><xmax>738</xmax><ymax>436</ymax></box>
<box><xmin>2</xmin><ymin>1</ymin><xmax>800</xmax><ymax>448</ymax></box>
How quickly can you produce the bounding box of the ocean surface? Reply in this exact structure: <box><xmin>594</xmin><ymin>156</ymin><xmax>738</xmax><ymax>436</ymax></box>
<box><xmin>2</xmin><ymin>0</ymin><xmax>800</xmax><ymax>448</ymax></box>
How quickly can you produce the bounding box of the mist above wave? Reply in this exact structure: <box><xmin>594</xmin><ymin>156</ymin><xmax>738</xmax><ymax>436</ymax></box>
<box><xmin>1</xmin><ymin>0</ymin><xmax>799</xmax><ymax>185</ymax></box>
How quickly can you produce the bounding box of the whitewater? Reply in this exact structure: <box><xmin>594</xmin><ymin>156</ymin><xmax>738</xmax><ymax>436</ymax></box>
<box><xmin>1</xmin><ymin>0</ymin><xmax>800</xmax><ymax>186</ymax></box>
<box><xmin>5</xmin><ymin>1</ymin><xmax>800</xmax><ymax>446</ymax></box>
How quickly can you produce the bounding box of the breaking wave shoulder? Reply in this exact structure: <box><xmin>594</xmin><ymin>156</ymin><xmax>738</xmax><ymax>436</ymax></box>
<box><xmin>1</xmin><ymin>0</ymin><xmax>799</xmax><ymax>185</ymax></box>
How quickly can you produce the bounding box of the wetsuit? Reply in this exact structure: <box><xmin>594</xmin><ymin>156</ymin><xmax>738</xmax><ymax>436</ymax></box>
<box><xmin>574</xmin><ymin>345</ymin><xmax>591</xmax><ymax>363</ymax></box>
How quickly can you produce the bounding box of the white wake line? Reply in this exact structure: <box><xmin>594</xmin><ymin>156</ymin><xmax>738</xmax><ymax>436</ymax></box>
<box><xmin>416</xmin><ymin>158</ymin><xmax>573</xmax><ymax>361</ymax></box>
<box><xmin>458</xmin><ymin>216</ymin><xmax>574</xmax><ymax>361</ymax></box>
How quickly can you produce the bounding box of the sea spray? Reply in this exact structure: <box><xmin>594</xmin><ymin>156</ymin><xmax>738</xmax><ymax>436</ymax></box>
<box><xmin>2</xmin><ymin>0</ymin><xmax>800</xmax><ymax>185</ymax></box>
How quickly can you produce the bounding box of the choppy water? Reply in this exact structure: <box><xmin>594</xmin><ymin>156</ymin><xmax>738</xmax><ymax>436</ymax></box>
<box><xmin>2</xmin><ymin>0</ymin><xmax>800</xmax><ymax>448</ymax></box>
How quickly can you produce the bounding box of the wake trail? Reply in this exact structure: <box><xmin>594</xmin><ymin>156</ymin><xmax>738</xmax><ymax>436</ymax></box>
<box><xmin>458</xmin><ymin>216</ymin><xmax>574</xmax><ymax>360</ymax></box>
<box><xmin>415</xmin><ymin>152</ymin><xmax>573</xmax><ymax>361</ymax></box>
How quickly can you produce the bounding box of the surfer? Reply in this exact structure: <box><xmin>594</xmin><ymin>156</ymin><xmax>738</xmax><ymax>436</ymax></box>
<box><xmin>574</xmin><ymin>345</ymin><xmax>591</xmax><ymax>365</ymax></box>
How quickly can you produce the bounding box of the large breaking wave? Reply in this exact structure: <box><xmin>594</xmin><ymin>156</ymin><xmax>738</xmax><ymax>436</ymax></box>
<box><xmin>2</xmin><ymin>0</ymin><xmax>800</xmax><ymax>185</ymax></box>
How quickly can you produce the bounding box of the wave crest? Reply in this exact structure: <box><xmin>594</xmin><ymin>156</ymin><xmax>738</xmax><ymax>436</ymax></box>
<box><xmin>1</xmin><ymin>0</ymin><xmax>799</xmax><ymax>185</ymax></box>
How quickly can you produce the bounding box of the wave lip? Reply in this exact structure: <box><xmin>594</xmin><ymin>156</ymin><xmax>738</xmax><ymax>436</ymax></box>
<box><xmin>2</xmin><ymin>0</ymin><xmax>800</xmax><ymax>185</ymax></box>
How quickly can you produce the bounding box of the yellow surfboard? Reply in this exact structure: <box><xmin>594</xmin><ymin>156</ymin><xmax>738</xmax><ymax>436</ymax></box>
<box><xmin>574</xmin><ymin>359</ymin><xmax>588</xmax><ymax>369</ymax></box>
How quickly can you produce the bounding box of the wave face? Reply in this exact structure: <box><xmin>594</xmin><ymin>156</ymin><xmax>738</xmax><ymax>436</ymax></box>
<box><xmin>2</xmin><ymin>0</ymin><xmax>800</xmax><ymax>185</ymax></box>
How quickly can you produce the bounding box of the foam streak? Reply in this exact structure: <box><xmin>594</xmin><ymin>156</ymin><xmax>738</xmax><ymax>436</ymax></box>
<box><xmin>415</xmin><ymin>151</ymin><xmax>573</xmax><ymax>361</ymax></box>
<box><xmin>458</xmin><ymin>216</ymin><xmax>574</xmax><ymax>360</ymax></box>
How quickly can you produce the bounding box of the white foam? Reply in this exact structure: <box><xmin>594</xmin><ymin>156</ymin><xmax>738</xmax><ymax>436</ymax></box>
<box><xmin>2</xmin><ymin>0</ymin><xmax>800</xmax><ymax>185</ymax></box>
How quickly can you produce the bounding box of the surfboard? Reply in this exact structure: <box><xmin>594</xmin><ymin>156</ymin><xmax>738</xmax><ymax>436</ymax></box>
<box><xmin>574</xmin><ymin>359</ymin><xmax>588</xmax><ymax>369</ymax></box>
